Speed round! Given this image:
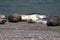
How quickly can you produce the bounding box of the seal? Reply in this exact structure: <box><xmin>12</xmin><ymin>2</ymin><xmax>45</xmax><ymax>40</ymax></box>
<box><xmin>8</xmin><ymin>13</ymin><xmax>21</xmax><ymax>23</ymax></box>
<box><xmin>27</xmin><ymin>19</ymin><xmax>36</xmax><ymax>23</ymax></box>
<box><xmin>47</xmin><ymin>16</ymin><xmax>60</xmax><ymax>26</ymax></box>
<box><xmin>0</xmin><ymin>14</ymin><xmax>7</xmax><ymax>24</ymax></box>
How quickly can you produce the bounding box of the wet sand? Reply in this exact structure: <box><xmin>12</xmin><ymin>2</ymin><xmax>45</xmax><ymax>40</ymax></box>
<box><xmin>0</xmin><ymin>22</ymin><xmax>60</xmax><ymax>40</ymax></box>
<box><xmin>0</xmin><ymin>22</ymin><xmax>60</xmax><ymax>32</ymax></box>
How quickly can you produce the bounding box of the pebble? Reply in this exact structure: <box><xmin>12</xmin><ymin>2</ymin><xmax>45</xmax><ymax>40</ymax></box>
<box><xmin>0</xmin><ymin>30</ymin><xmax>60</xmax><ymax>40</ymax></box>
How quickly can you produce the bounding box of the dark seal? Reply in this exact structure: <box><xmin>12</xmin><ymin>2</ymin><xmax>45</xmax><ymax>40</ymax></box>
<box><xmin>47</xmin><ymin>16</ymin><xmax>60</xmax><ymax>26</ymax></box>
<box><xmin>8</xmin><ymin>13</ymin><xmax>21</xmax><ymax>23</ymax></box>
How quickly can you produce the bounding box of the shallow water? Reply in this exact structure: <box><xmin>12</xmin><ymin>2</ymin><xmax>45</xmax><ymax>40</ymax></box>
<box><xmin>0</xmin><ymin>0</ymin><xmax>60</xmax><ymax>16</ymax></box>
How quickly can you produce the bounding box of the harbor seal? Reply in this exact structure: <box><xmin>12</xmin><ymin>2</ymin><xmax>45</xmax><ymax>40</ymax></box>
<box><xmin>0</xmin><ymin>14</ymin><xmax>7</xmax><ymax>24</ymax></box>
<box><xmin>47</xmin><ymin>16</ymin><xmax>60</xmax><ymax>26</ymax></box>
<box><xmin>8</xmin><ymin>13</ymin><xmax>21</xmax><ymax>23</ymax></box>
<box><xmin>27</xmin><ymin>19</ymin><xmax>36</xmax><ymax>23</ymax></box>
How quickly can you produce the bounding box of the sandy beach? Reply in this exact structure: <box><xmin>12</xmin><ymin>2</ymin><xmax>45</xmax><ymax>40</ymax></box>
<box><xmin>0</xmin><ymin>22</ymin><xmax>60</xmax><ymax>40</ymax></box>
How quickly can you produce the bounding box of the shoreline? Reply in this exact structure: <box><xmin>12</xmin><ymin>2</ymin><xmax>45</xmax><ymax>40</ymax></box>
<box><xmin>0</xmin><ymin>22</ymin><xmax>60</xmax><ymax>33</ymax></box>
<box><xmin>0</xmin><ymin>22</ymin><xmax>60</xmax><ymax>40</ymax></box>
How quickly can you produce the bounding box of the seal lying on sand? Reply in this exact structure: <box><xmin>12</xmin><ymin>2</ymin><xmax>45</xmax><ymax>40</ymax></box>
<box><xmin>8</xmin><ymin>13</ymin><xmax>21</xmax><ymax>23</ymax></box>
<box><xmin>0</xmin><ymin>14</ymin><xmax>7</xmax><ymax>24</ymax></box>
<box><xmin>47</xmin><ymin>16</ymin><xmax>60</xmax><ymax>26</ymax></box>
<box><xmin>27</xmin><ymin>14</ymin><xmax>48</xmax><ymax>24</ymax></box>
<box><xmin>27</xmin><ymin>19</ymin><xmax>36</xmax><ymax>23</ymax></box>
